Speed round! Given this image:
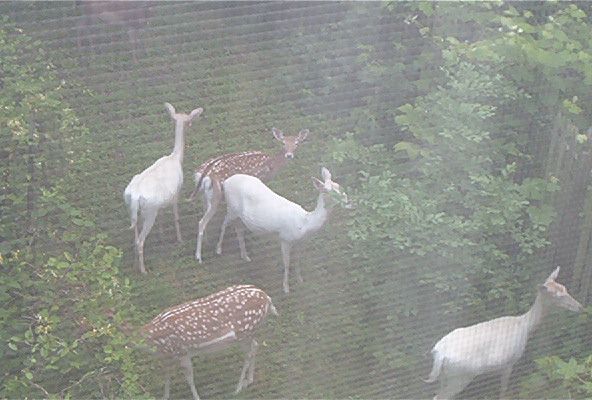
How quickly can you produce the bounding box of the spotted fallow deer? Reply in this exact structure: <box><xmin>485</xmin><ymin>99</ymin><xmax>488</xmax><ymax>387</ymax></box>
<box><xmin>425</xmin><ymin>266</ymin><xmax>583</xmax><ymax>399</ymax></box>
<box><xmin>192</xmin><ymin>128</ymin><xmax>308</xmax><ymax>263</ymax></box>
<box><xmin>218</xmin><ymin>167</ymin><xmax>350</xmax><ymax>294</ymax></box>
<box><xmin>142</xmin><ymin>285</ymin><xmax>278</xmax><ymax>400</ymax></box>
<box><xmin>124</xmin><ymin>103</ymin><xmax>203</xmax><ymax>274</ymax></box>
<box><xmin>76</xmin><ymin>1</ymin><xmax>150</xmax><ymax>63</ymax></box>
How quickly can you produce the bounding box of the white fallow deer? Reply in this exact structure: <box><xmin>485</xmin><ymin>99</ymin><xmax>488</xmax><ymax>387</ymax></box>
<box><xmin>192</xmin><ymin>128</ymin><xmax>308</xmax><ymax>263</ymax></box>
<box><xmin>425</xmin><ymin>267</ymin><xmax>583</xmax><ymax>399</ymax></box>
<box><xmin>142</xmin><ymin>284</ymin><xmax>278</xmax><ymax>400</ymax></box>
<box><xmin>217</xmin><ymin>167</ymin><xmax>350</xmax><ymax>294</ymax></box>
<box><xmin>76</xmin><ymin>1</ymin><xmax>150</xmax><ymax>63</ymax></box>
<box><xmin>124</xmin><ymin>103</ymin><xmax>203</xmax><ymax>274</ymax></box>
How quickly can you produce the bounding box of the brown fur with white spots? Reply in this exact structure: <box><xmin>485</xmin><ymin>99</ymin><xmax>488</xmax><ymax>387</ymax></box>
<box><xmin>142</xmin><ymin>285</ymin><xmax>277</xmax><ymax>399</ymax></box>
<box><xmin>193</xmin><ymin>128</ymin><xmax>308</xmax><ymax>263</ymax></box>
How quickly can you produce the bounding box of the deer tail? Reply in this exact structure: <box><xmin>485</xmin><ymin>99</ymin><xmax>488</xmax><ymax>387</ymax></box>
<box><xmin>128</xmin><ymin>195</ymin><xmax>139</xmax><ymax>229</ymax></box>
<box><xmin>424</xmin><ymin>348</ymin><xmax>444</xmax><ymax>383</ymax></box>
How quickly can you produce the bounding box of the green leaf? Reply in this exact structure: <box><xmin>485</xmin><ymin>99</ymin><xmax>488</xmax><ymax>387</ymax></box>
<box><xmin>393</xmin><ymin>141</ymin><xmax>421</xmax><ymax>159</ymax></box>
<box><xmin>528</xmin><ymin>205</ymin><xmax>555</xmax><ymax>227</ymax></box>
<box><xmin>563</xmin><ymin>98</ymin><xmax>582</xmax><ymax>114</ymax></box>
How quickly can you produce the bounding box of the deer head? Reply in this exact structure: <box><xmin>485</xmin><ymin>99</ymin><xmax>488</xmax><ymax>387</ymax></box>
<box><xmin>165</xmin><ymin>103</ymin><xmax>203</xmax><ymax>127</ymax></box>
<box><xmin>540</xmin><ymin>266</ymin><xmax>584</xmax><ymax>312</ymax></box>
<box><xmin>312</xmin><ymin>167</ymin><xmax>352</xmax><ymax>209</ymax></box>
<box><xmin>272</xmin><ymin>127</ymin><xmax>308</xmax><ymax>159</ymax></box>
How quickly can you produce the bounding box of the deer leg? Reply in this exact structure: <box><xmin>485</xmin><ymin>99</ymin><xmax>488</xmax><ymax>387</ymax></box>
<box><xmin>216</xmin><ymin>211</ymin><xmax>233</xmax><ymax>256</ymax></box>
<box><xmin>236</xmin><ymin>339</ymin><xmax>258</xmax><ymax>393</ymax></box>
<box><xmin>195</xmin><ymin>180</ymin><xmax>222</xmax><ymax>263</ymax></box>
<box><xmin>280</xmin><ymin>241</ymin><xmax>292</xmax><ymax>294</ymax></box>
<box><xmin>133</xmin><ymin>222</ymin><xmax>139</xmax><ymax>256</ymax></box>
<box><xmin>500</xmin><ymin>365</ymin><xmax>513</xmax><ymax>399</ymax></box>
<box><xmin>434</xmin><ymin>372</ymin><xmax>475</xmax><ymax>400</ymax></box>
<box><xmin>235</xmin><ymin>223</ymin><xmax>251</xmax><ymax>262</ymax></box>
<box><xmin>173</xmin><ymin>197</ymin><xmax>182</xmax><ymax>243</ymax></box>
<box><xmin>137</xmin><ymin>208</ymin><xmax>158</xmax><ymax>274</ymax></box>
<box><xmin>247</xmin><ymin>339</ymin><xmax>258</xmax><ymax>385</ymax></box>
<box><xmin>180</xmin><ymin>356</ymin><xmax>200</xmax><ymax>400</ymax></box>
<box><xmin>163</xmin><ymin>370</ymin><xmax>172</xmax><ymax>400</ymax></box>
<box><xmin>201</xmin><ymin>187</ymin><xmax>213</xmax><ymax>245</ymax></box>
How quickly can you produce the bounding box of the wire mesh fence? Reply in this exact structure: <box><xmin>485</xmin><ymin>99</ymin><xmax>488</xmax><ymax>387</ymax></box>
<box><xmin>2</xmin><ymin>1</ymin><xmax>592</xmax><ymax>399</ymax></box>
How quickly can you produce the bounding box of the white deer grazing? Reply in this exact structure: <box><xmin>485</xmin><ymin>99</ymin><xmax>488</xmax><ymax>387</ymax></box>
<box><xmin>216</xmin><ymin>167</ymin><xmax>349</xmax><ymax>294</ymax></box>
<box><xmin>192</xmin><ymin>128</ymin><xmax>309</xmax><ymax>263</ymax></box>
<box><xmin>425</xmin><ymin>267</ymin><xmax>583</xmax><ymax>399</ymax></box>
<box><xmin>124</xmin><ymin>103</ymin><xmax>203</xmax><ymax>274</ymax></box>
<box><xmin>142</xmin><ymin>285</ymin><xmax>278</xmax><ymax>400</ymax></box>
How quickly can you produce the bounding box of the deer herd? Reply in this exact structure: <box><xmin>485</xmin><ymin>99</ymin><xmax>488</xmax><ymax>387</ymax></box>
<box><xmin>121</xmin><ymin>103</ymin><xmax>585</xmax><ymax>399</ymax></box>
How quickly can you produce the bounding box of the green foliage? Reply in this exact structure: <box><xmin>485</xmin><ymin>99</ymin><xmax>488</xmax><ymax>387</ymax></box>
<box><xmin>1</xmin><ymin>236</ymin><xmax>144</xmax><ymax>398</ymax></box>
<box><xmin>520</xmin><ymin>354</ymin><xmax>592</xmax><ymax>398</ymax></box>
<box><xmin>0</xmin><ymin>23</ymin><xmax>88</xmax><ymax>254</ymax></box>
<box><xmin>436</xmin><ymin>2</ymin><xmax>592</xmax><ymax>136</ymax></box>
<box><xmin>0</xmin><ymin>25</ymin><xmax>145</xmax><ymax>399</ymax></box>
<box><xmin>518</xmin><ymin>308</ymin><xmax>592</xmax><ymax>398</ymax></box>
<box><xmin>3</xmin><ymin>2</ymin><xmax>592</xmax><ymax>398</ymax></box>
<box><xmin>332</xmin><ymin>57</ymin><xmax>558</xmax><ymax>313</ymax></box>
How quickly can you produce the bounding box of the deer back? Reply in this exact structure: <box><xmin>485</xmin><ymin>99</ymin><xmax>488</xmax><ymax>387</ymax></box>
<box><xmin>194</xmin><ymin>129</ymin><xmax>308</xmax><ymax>190</ymax></box>
<box><xmin>194</xmin><ymin>151</ymin><xmax>278</xmax><ymax>191</ymax></box>
<box><xmin>142</xmin><ymin>285</ymin><xmax>276</xmax><ymax>356</ymax></box>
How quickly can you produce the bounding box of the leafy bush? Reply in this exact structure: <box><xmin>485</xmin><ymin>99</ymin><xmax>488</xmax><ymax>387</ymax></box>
<box><xmin>332</xmin><ymin>56</ymin><xmax>558</xmax><ymax>315</ymax></box>
<box><xmin>0</xmin><ymin>22</ymin><xmax>88</xmax><ymax>255</ymax></box>
<box><xmin>0</xmin><ymin>24</ymin><xmax>146</xmax><ymax>399</ymax></box>
<box><xmin>1</xmin><ymin>235</ymin><xmax>144</xmax><ymax>398</ymax></box>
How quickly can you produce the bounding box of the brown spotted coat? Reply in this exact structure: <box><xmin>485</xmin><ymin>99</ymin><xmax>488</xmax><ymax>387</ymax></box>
<box><xmin>142</xmin><ymin>285</ymin><xmax>276</xmax><ymax>357</ymax></box>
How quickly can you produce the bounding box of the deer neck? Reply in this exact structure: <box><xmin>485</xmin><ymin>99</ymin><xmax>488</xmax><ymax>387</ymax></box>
<box><xmin>171</xmin><ymin>120</ymin><xmax>185</xmax><ymax>162</ymax></box>
<box><xmin>522</xmin><ymin>292</ymin><xmax>546</xmax><ymax>336</ymax></box>
<box><xmin>267</xmin><ymin>150</ymin><xmax>288</xmax><ymax>176</ymax></box>
<box><xmin>302</xmin><ymin>193</ymin><xmax>329</xmax><ymax>235</ymax></box>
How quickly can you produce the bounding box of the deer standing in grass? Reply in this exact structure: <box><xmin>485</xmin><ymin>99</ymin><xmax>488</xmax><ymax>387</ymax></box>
<box><xmin>217</xmin><ymin>167</ymin><xmax>349</xmax><ymax>294</ymax></box>
<box><xmin>192</xmin><ymin>128</ymin><xmax>308</xmax><ymax>263</ymax></box>
<box><xmin>124</xmin><ymin>103</ymin><xmax>203</xmax><ymax>274</ymax></box>
<box><xmin>425</xmin><ymin>267</ymin><xmax>583</xmax><ymax>399</ymax></box>
<box><xmin>142</xmin><ymin>285</ymin><xmax>278</xmax><ymax>399</ymax></box>
<box><xmin>76</xmin><ymin>1</ymin><xmax>150</xmax><ymax>63</ymax></box>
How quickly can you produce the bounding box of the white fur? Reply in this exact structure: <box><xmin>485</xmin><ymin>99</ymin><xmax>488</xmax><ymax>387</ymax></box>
<box><xmin>215</xmin><ymin>167</ymin><xmax>347</xmax><ymax>294</ymax></box>
<box><xmin>193</xmin><ymin>128</ymin><xmax>308</xmax><ymax>263</ymax></box>
<box><xmin>124</xmin><ymin>103</ymin><xmax>202</xmax><ymax>273</ymax></box>
<box><xmin>426</xmin><ymin>267</ymin><xmax>583</xmax><ymax>399</ymax></box>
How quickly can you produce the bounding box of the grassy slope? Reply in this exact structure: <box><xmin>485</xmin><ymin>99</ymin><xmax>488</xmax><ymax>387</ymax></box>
<box><xmin>6</xmin><ymin>2</ymin><xmax>410</xmax><ymax>398</ymax></box>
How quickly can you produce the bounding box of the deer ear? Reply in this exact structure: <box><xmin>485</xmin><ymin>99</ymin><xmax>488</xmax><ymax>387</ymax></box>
<box><xmin>298</xmin><ymin>129</ymin><xmax>309</xmax><ymax>142</ymax></box>
<box><xmin>312</xmin><ymin>177</ymin><xmax>325</xmax><ymax>191</ymax></box>
<box><xmin>164</xmin><ymin>102</ymin><xmax>176</xmax><ymax>118</ymax></box>
<box><xmin>321</xmin><ymin>167</ymin><xmax>331</xmax><ymax>182</ymax></box>
<box><xmin>546</xmin><ymin>266</ymin><xmax>561</xmax><ymax>283</ymax></box>
<box><xmin>189</xmin><ymin>107</ymin><xmax>203</xmax><ymax>120</ymax></box>
<box><xmin>272</xmin><ymin>127</ymin><xmax>284</xmax><ymax>141</ymax></box>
